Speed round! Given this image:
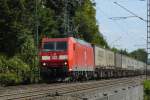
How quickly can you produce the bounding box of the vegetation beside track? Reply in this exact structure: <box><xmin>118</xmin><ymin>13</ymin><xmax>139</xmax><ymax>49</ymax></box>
<box><xmin>0</xmin><ymin>0</ymin><xmax>108</xmax><ymax>86</ymax></box>
<box><xmin>0</xmin><ymin>0</ymin><xmax>147</xmax><ymax>86</ymax></box>
<box><xmin>144</xmin><ymin>80</ymin><xmax>150</xmax><ymax>100</ymax></box>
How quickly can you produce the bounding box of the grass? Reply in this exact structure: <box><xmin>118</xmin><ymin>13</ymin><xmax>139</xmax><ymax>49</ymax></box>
<box><xmin>144</xmin><ymin>80</ymin><xmax>150</xmax><ymax>94</ymax></box>
<box><xmin>144</xmin><ymin>95</ymin><xmax>150</xmax><ymax>100</ymax></box>
<box><xmin>144</xmin><ymin>80</ymin><xmax>150</xmax><ymax>100</ymax></box>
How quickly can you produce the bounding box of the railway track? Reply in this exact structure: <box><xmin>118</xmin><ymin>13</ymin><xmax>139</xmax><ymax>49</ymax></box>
<box><xmin>0</xmin><ymin>76</ymin><xmax>145</xmax><ymax>100</ymax></box>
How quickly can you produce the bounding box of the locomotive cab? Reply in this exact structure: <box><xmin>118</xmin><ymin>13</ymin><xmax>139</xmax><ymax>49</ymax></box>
<box><xmin>40</xmin><ymin>38</ymin><xmax>70</xmax><ymax>80</ymax></box>
<box><xmin>41</xmin><ymin>41</ymin><xmax>68</xmax><ymax>67</ymax></box>
<box><xmin>40</xmin><ymin>37</ymin><xmax>95</xmax><ymax>81</ymax></box>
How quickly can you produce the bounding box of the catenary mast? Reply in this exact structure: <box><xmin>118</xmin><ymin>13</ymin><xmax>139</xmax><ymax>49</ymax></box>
<box><xmin>147</xmin><ymin>0</ymin><xmax>150</xmax><ymax>79</ymax></box>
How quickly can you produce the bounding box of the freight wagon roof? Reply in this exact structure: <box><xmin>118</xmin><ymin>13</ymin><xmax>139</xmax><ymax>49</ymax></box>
<box><xmin>75</xmin><ymin>38</ymin><xmax>92</xmax><ymax>47</ymax></box>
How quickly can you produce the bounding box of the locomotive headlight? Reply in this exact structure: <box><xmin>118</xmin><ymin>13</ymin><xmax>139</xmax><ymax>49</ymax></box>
<box><xmin>43</xmin><ymin>62</ymin><xmax>46</xmax><ymax>66</ymax></box>
<box><xmin>69</xmin><ymin>68</ymin><xmax>72</xmax><ymax>71</ymax></box>
<box><xmin>64</xmin><ymin>62</ymin><xmax>67</xmax><ymax>65</ymax></box>
<box><xmin>59</xmin><ymin>55</ymin><xmax>68</xmax><ymax>60</ymax></box>
<box><xmin>42</xmin><ymin>56</ymin><xmax>50</xmax><ymax>60</ymax></box>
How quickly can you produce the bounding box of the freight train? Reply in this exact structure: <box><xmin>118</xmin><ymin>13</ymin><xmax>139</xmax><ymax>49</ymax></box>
<box><xmin>39</xmin><ymin>37</ymin><xmax>146</xmax><ymax>81</ymax></box>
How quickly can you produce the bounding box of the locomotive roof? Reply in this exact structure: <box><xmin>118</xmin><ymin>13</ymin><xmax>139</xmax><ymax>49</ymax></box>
<box><xmin>42</xmin><ymin>37</ymin><xmax>91</xmax><ymax>47</ymax></box>
<box><xmin>75</xmin><ymin>38</ymin><xmax>92</xmax><ymax>47</ymax></box>
<box><xmin>42</xmin><ymin>37</ymin><xmax>68</xmax><ymax>42</ymax></box>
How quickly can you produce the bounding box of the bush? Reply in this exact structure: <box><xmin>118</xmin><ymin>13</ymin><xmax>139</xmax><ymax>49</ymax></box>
<box><xmin>144</xmin><ymin>80</ymin><xmax>150</xmax><ymax>95</ymax></box>
<box><xmin>0</xmin><ymin>36</ymin><xmax>40</xmax><ymax>85</ymax></box>
<box><xmin>0</xmin><ymin>55</ymin><xmax>31</xmax><ymax>86</ymax></box>
<box><xmin>19</xmin><ymin>35</ymin><xmax>40</xmax><ymax>83</ymax></box>
<box><xmin>8</xmin><ymin>56</ymin><xmax>30</xmax><ymax>82</ymax></box>
<box><xmin>0</xmin><ymin>73</ymin><xmax>21</xmax><ymax>86</ymax></box>
<box><xmin>0</xmin><ymin>54</ymin><xmax>8</xmax><ymax>73</ymax></box>
<box><xmin>144</xmin><ymin>95</ymin><xmax>150</xmax><ymax>100</ymax></box>
<box><xmin>8</xmin><ymin>56</ymin><xmax>30</xmax><ymax>73</ymax></box>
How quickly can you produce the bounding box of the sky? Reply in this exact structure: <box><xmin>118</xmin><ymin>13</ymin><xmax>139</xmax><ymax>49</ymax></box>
<box><xmin>95</xmin><ymin>0</ymin><xmax>147</xmax><ymax>52</ymax></box>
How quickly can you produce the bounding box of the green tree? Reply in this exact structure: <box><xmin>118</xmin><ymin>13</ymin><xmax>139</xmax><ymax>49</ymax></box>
<box><xmin>44</xmin><ymin>0</ymin><xmax>108</xmax><ymax>47</ymax></box>
<box><xmin>0</xmin><ymin>0</ymin><xmax>109</xmax><ymax>85</ymax></box>
<box><xmin>0</xmin><ymin>0</ymin><xmax>40</xmax><ymax>84</ymax></box>
<box><xmin>72</xmin><ymin>0</ymin><xmax>108</xmax><ymax>47</ymax></box>
<box><xmin>129</xmin><ymin>49</ymin><xmax>147</xmax><ymax>63</ymax></box>
<box><xmin>119</xmin><ymin>49</ymin><xmax>129</xmax><ymax>56</ymax></box>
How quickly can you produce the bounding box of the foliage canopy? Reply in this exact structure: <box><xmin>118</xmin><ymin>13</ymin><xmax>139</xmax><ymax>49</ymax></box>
<box><xmin>0</xmin><ymin>0</ymin><xmax>108</xmax><ymax>85</ymax></box>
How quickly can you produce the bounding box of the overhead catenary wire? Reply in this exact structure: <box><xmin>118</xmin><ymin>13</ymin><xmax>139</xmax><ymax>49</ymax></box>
<box><xmin>97</xmin><ymin>0</ymin><xmax>146</xmax><ymax>50</ymax></box>
<box><xmin>98</xmin><ymin>6</ymin><xmax>130</xmax><ymax>38</ymax></box>
<box><xmin>109</xmin><ymin>16</ymin><xmax>137</xmax><ymax>20</ymax></box>
<box><xmin>99</xmin><ymin>2</ymin><xmax>138</xmax><ymax>38</ymax></box>
<box><xmin>97</xmin><ymin>8</ymin><xmax>130</xmax><ymax>48</ymax></box>
<box><xmin>111</xmin><ymin>1</ymin><xmax>147</xmax><ymax>41</ymax></box>
<box><xmin>114</xmin><ymin>2</ymin><xmax>147</xmax><ymax>22</ymax></box>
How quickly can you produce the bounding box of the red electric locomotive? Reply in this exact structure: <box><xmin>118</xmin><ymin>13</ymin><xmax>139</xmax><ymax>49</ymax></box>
<box><xmin>40</xmin><ymin>37</ymin><xmax>94</xmax><ymax>81</ymax></box>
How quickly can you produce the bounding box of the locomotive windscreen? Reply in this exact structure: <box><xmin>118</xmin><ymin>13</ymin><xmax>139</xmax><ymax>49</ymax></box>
<box><xmin>56</xmin><ymin>42</ymin><xmax>67</xmax><ymax>51</ymax></box>
<box><xmin>43</xmin><ymin>42</ymin><xmax>67</xmax><ymax>51</ymax></box>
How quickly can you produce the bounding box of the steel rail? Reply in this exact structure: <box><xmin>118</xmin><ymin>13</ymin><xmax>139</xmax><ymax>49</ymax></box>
<box><xmin>0</xmin><ymin>77</ymin><xmax>144</xmax><ymax>100</ymax></box>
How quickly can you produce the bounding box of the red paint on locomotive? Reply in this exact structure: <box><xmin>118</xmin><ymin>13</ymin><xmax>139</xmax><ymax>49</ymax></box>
<box><xmin>40</xmin><ymin>37</ymin><xmax>94</xmax><ymax>73</ymax></box>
